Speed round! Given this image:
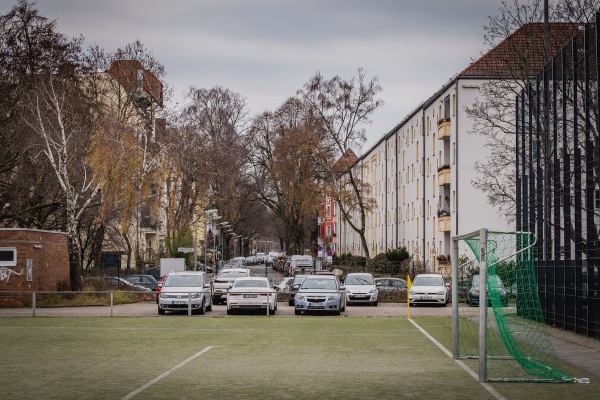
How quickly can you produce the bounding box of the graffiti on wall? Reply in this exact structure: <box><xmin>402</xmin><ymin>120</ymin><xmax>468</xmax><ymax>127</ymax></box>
<box><xmin>0</xmin><ymin>267</ymin><xmax>23</xmax><ymax>283</ymax></box>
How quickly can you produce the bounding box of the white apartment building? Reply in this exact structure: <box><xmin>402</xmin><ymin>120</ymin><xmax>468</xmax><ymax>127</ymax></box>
<box><xmin>333</xmin><ymin>23</ymin><xmax>574</xmax><ymax>269</ymax></box>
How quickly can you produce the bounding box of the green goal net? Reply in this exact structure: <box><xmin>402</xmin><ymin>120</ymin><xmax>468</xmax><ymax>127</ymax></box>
<box><xmin>453</xmin><ymin>230</ymin><xmax>574</xmax><ymax>383</ymax></box>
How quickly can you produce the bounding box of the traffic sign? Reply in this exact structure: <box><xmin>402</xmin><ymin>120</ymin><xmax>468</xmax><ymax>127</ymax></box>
<box><xmin>177</xmin><ymin>247</ymin><xmax>195</xmax><ymax>253</ymax></box>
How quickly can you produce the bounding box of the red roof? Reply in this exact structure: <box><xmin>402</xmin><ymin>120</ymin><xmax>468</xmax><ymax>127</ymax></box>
<box><xmin>108</xmin><ymin>60</ymin><xmax>163</xmax><ymax>106</ymax></box>
<box><xmin>460</xmin><ymin>23</ymin><xmax>583</xmax><ymax>78</ymax></box>
<box><xmin>333</xmin><ymin>149</ymin><xmax>359</xmax><ymax>174</ymax></box>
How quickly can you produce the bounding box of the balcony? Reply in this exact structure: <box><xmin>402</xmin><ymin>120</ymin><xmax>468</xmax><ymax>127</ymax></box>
<box><xmin>438</xmin><ymin>165</ymin><xmax>450</xmax><ymax>186</ymax></box>
<box><xmin>437</xmin><ymin>118</ymin><xmax>450</xmax><ymax>140</ymax></box>
<box><xmin>438</xmin><ymin>215</ymin><xmax>451</xmax><ymax>232</ymax></box>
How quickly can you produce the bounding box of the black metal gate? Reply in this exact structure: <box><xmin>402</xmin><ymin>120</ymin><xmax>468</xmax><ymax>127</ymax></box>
<box><xmin>516</xmin><ymin>15</ymin><xmax>600</xmax><ymax>339</ymax></box>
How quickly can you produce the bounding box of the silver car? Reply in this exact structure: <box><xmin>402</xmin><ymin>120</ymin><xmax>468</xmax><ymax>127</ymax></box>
<box><xmin>294</xmin><ymin>275</ymin><xmax>346</xmax><ymax>316</ymax></box>
<box><xmin>158</xmin><ymin>271</ymin><xmax>213</xmax><ymax>315</ymax></box>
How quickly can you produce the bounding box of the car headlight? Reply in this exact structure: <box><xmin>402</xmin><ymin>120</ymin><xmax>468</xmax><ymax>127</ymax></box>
<box><xmin>191</xmin><ymin>293</ymin><xmax>202</xmax><ymax>299</ymax></box>
<box><xmin>436</xmin><ymin>290</ymin><xmax>446</xmax><ymax>295</ymax></box>
<box><xmin>159</xmin><ymin>293</ymin><xmax>167</xmax><ymax>298</ymax></box>
<box><xmin>369</xmin><ymin>288</ymin><xmax>376</xmax><ymax>294</ymax></box>
<box><xmin>409</xmin><ymin>290</ymin><xmax>416</xmax><ymax>295</ymax></box>
<box><xmin>327</xmin><ymin>294</ymin><xmax>339</xmax><ymax>301</ymax></box>
<box><xmin>296</xmin><ymin>294</ymin><xmax>305</xmax><ymax>301</ymax></box>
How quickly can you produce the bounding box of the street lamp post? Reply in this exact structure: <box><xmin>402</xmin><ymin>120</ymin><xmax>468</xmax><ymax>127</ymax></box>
<box><xmin>198</xmin><ymin>209</ymin><xmax>218</xmax><ymax>269</ymax></box>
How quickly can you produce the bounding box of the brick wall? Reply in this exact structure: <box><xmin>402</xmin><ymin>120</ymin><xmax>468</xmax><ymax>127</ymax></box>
<box><xmin>0</xmin><ymin>229</ymin><xmax>69</xmax><ymax>293</ymax></box>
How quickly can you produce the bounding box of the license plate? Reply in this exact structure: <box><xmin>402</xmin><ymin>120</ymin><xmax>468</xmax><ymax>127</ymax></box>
<box><xmin>423</xmin><ymin>296</ymin><xmax>432</xmax><ymax>299</ymax></box>
<box><xmin>172</xmin><ymin>300</ymin><xmax>186</xmax><ymax>305</ymax></box>
<box><xmin>243</xmin><ymin>294</ymin><xmax>257</xmax><ymax>298</ymax></box>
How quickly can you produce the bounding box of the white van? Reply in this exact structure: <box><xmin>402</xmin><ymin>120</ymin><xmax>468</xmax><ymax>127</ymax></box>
<box><xmin>266</xmin><ymin>251</ymin><xmax>279</xmax><ymax>267</ymax></box>
<box><xmin>289</xmin><ymin>255</ymin><xmax>314</xmax><ymax>274</ymax></box>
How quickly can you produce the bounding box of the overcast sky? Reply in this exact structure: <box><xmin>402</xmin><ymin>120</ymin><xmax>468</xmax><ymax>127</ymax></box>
<box><xmin>2</xmin><ymin>0</ymin><xmax>504</xmax><ymax>150</ymax></box>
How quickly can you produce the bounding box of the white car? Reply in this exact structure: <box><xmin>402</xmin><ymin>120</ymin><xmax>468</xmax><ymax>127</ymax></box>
<box><xmin>212</xmin><ymin>268</ymin><xmax>252</xmax><ymax>304</ymax></box>
<box><xmin>274</xmin><ymin>277</ymin><xmax>294</xmax><ymax>292</ymax></box>
<box><xmin>157</xmin><ymin>271</ymin><xmax>213</xmax><ymax>315</ymax></box>
<box><xmin>226</xmin><ymin>277</ymin><xmax>277</xmax><ymax>315</ymax></box>
<box><xmin>409</xmin><ymin>274</ymin><xmax>449</xmax><ymax>306</ymax></box>
<box><xmin>255</xmin><ymin>252</ymin><xmax>266</xmax><ymax>263</ymax></box>
<box><xmin>343</xmin><ymin>273</ymin><xmax>378</xmax><ymax>306</ymax></box>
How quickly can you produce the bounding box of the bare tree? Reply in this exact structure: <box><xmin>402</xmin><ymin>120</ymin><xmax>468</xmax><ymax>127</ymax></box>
<box><xmin>179</xmin><ymin>86</ymin><xmax>252</xmax><ymax>238</ymax></box>
<box><xmin>465</xmin><ymin>0</ymin><xmax>599</xmax><ymax>222</ymax></box>
<box><xmin>249</xmin><ymin>98</ymin><xmax>328</xmax><ymax>254</ymax></box>
<box><xmin>22</xmin><ymin>74</ymin><xmax>101</xmax><ymax>289</ymax></box>
<box><xmin>298</xmin><ymin>69</ymin><xmax>383</xmax><ymax>260</ymax></box>
<box><xmin>0</xmin><ymin>0</ymin><xmax>82</xmax><ymax>228</ymax></box>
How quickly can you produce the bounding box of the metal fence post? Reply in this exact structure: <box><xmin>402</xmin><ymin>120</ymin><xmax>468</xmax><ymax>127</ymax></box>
<box><xmin>188</xmin><ymin>292</ymin><xmax>192</xmax><ymax>316</ymax></box>
<box><xmin>478</xmin><ymin>228</ymin><xmax>488</xmax><ymax>383</ymax></box>
<box><xmin>110</xmin><ymin>292</ymin><xmax>113</xmax><ymax>317</ymax></box>
<box><xmin>32</xmin><ymin>292</ymin><xmax>36</xmax><ymax>317</ymax></box>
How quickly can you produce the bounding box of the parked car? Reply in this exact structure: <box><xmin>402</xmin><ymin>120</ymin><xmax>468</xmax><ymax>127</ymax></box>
<box><xmin>194</xmin><ymin>262</ymin><xmax>213</xmax><ymax>273</ymax></box>
<box><xmin>229</xmin><ymin>257</ymin><xmax>247</xmax><ymax>268</ymax></box>
<box><xmin>408</xmin><ymin>274</ymin><xmax>448</xmax><ymax>306</ymax></box>
<box><xmin>373</xmin><ymin>277</ymin><xmax>407</xmax><ymax>292</ymax></box>
<box><xmin>212</xmin><ymin>268</ymin><xmax>252</xmax><ymax>304</ymax></box>
<box><xmin>255</xmin><ymin>252</ymin><xmax>267</xmax><ymax>263</ymax></box>
<box><xmin>288</xmin><ymin>274</ymin><xmax>309</xmax><ymax>305</ymax></box>
<box><xmin>226</xmin><ymin>277</ymin><xmax>277</xmax><ymax>315</ymax></box>
<box><xmin>156</xmin><ymin>274</ymin><xmax>168</xmax><ymax>303</ymax></box>
<box><xmin>274</xmin><ymin>277</ymin><xmax>294</xmax><ymax>292</ymax></box>
<box><xmin>157</xmin><ymin>271</ymin><xmax>213</xmax><ymax>315</ymax></box>
<box><xmin>343</xmin><ymin>273</ymin><xmax>378</xmax><ymax>306</ymax></box>
<box><xmin>266</xmin><ymin>251</ymin><xmax>280</xmax><ymax>268</ymax></box>
<box><xmin>294</xmin><ymin>275</ymin><xmax>346</xmax><ymax>315</ymax></box>
<box><xmin>124</xmin><ymin>274</ymin><xmax>158</xmax><ymax>291</ymax></box>
<box><xmin>245</xmin><ymin>255</ymin><xmax>257</xmax><ymax>265</ymax></box>
<box><xmin>467</xmin><ymin>274</ymin><xmax>509</xmax><ymax>307</ymax></box>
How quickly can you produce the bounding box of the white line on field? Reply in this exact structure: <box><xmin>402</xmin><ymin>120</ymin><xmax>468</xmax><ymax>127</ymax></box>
<box><xmin>408</xmin><ymin>319</ymin><xmax>506</xmax><ymax>400</ymax></box>
<box><xmin>121</xmin><ymin>346</ymin><xmax>214</xmax><ymax>400</ymax></box>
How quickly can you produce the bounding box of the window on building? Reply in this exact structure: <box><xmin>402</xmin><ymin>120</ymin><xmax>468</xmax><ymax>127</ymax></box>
<box><xmin>452</xmin><ymin>142</ymin><xmax>456</xmax><ymax>164</ymax></box>
<box><xmin>452</xmin><ymin>94</ymin><xmax>456</xmax><ymax>116</ymax></box>
<box><xmin>326</xmin><ymin>225</ymin><xmax>331</xmax><ymax>237</ymax></box>
<box><xmin>326</xmin><ymin>204</ymin><xmax>331</xmax><ymax>218</ymax></box>
<box><xmin>444</xmin><ymin>95</ymin><xmax>451</xmax><ymax>119</ymax></box>
<box><xmin>0</xmin><ymin>247</ymin><xmax>17</xmax><ymax>267</ymax></box>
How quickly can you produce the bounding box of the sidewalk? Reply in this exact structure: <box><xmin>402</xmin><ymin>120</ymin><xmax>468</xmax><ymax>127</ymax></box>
<box><xmin>547</xmin><ymin>325</ymin><xmax>600</xmax><ymax>379</ymax></box>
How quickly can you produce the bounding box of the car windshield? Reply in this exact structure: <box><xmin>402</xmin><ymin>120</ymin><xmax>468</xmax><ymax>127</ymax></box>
<box><xmin>345</xmin><ymin>275</ymin><xmax>374</xmax><ymax>285</ymax></box>
<box><xmin>234</xmin><ymin>279</ymin><xmax>268</xmax><ymax>288</ymax></box>
<box><xmin>301</xmin><ymin>278</ymin><xmax>337</xmax><ymax>290</ymax></box>
<box><xmin>472</xmin><ymin>275</ymin><xmax>504</xmax><ymax>287</ymax></box>
<box><xmin>293</xmin><ymin>276</ymin><xmax>307</xmax><ymax>284</ymax></box>
<box><xmin>412</xmin><ymin>276</ymin><xmax>444</xmax><ymax>286</ymax></box>
<box><xmin>165</xmin><ymin>275</ymin><xmax>203</xmax><ymax>287</ymax></box>
<box><xmin>218</xmin><ymin>271</ymin><xmax>248</xmax><ymax>278</ymax></box>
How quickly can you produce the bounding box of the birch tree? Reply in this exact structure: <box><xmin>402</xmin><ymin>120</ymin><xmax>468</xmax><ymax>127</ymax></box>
<box><xmin>22</xmin><ymin>74</ymin><xmax>101</xmax><ymax>289</ymax></box>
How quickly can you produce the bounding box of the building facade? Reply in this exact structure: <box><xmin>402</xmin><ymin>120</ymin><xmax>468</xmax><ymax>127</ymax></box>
<box><xmin>333</xmin><ymin>23</ymin><xmax>581</xmax><ymax>274</ymax></box>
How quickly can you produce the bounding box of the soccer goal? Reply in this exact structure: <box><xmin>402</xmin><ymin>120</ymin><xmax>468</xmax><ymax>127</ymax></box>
<box><xmin>451</xmin><ymin>229</ymin><xmax>574</xmax><ymax>383</ymax></box>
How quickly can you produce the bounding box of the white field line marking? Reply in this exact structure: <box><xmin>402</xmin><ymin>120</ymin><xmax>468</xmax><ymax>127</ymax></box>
<box><xmin>408</xmin><ymin>319</ymin><xmax>506</xmax><ymax>400</ymax></box>
<box><xmin>121</xmin><ymin>346</ymin><xmax>214</xmax><ymax>400</ymax></box>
